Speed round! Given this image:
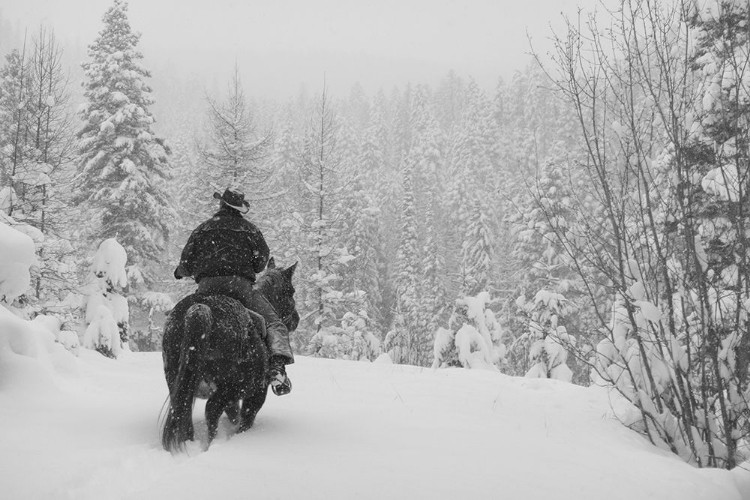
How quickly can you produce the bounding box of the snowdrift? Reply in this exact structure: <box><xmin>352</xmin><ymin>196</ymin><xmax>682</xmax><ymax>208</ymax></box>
<box><xmin>0</xmin><ymin>309</ymin><xmax>748</xmax><ymax>500</ymax></box>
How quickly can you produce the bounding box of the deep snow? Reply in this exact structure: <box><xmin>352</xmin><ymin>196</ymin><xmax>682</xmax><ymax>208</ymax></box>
<box><xmin>1</xmin><ymin>313</ymin><xmax>749</xmax><ymax>500</ymax></box>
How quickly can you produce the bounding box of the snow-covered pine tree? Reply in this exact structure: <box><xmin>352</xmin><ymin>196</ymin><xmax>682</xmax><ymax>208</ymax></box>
<box><xmin>676</xmin><ymin>0</ymin><xmax>750</xmax><ymax>468</ymax></box>
<box><xmin>362</xmin><ymin>91</ymin><xmax>398</xmax><ymax>335</ymax></box>
<box><xmin>448</xmin><ymin>92</ymin><xmax>496</xmax><ymax>296</ymax></box>
<box><xmin>517</xmin><ymin>290</ymin><xmax>575</xmax><ymax>382</ymax></box>
<box><xmin>265</xmin><ymin>110</ymin><xmax>303</xmax><ymax>260</ymax></box>
<box><xmin>385</xmin><ymin>162</ymin><xmax>424</xmax><ymax>365</ymax></box>
<box><xmin>461</xmin><ymin>199</ymin><xmax>494</xmax><ymax>295</ymax></box>
<box><xmin>391</xmin><ymin>84</ymin><xmax>413</xmax><ymax>168</ymax></box>
<box><xmin>410</xmin><ymin>85</ymin><xmax>451</xmax><ymax>351</ymax></box>
<box><xmin>338</xmin><ymin>175</ymin><xmax>383</xmax><ymax>339</ymax></box>
<box><xmin>421</xmin><ymin>194</ymin><xmax>450</xmax><ymax>348</ymax></box>
<box><xmin>434</xmin><ymin>70</ymin><xmax>466</xmax><ymax>134</ymax></box>
<box><xmin>75</xmin><ymin>0</ymin><xmax>173</xmax><ymax>283</ymax></box>
<box><xmin>508</xmin><ymin>160</ymin><xmax>590</xmax><ymax>380</ymax></box>
<box><xmin>346</xmin><ymin>82</ymin><xmax>371</xmax><ymax>131</ymax></box>
<box><xmin>504</xmin><ymin>64</ymin><xmax>561</xmax><ymax>172</ymax></box>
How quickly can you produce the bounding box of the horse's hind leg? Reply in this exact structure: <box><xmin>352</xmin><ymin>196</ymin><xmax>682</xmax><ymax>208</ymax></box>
<box><xmin>205</xmin><ymin>388</ymin><xmax>232</xmax><ymax>448</ymax></box>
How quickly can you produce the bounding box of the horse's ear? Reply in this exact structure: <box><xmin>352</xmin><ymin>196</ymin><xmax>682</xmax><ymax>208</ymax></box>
<box><xmin>267</xmin><ymin>257</ymin><xmax>276</xmax><ymax>270</ymax></box>
<box><xmin>285</xmin><ymin>261</ymin><xmax>298</xmax><ymax>276</ymax></box>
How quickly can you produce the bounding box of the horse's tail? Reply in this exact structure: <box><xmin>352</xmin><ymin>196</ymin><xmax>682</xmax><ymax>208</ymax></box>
<box><xmin>161</xmin><ymin>303</ymin><xmax>212</xmax><ymax>452</ymax></box>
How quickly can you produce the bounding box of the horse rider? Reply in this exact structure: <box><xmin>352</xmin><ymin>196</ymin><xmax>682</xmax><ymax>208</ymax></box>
<box><xmin>173</xmin><ymin>187</ymin><xmax>294</xmax><ymax>396</ymax></box>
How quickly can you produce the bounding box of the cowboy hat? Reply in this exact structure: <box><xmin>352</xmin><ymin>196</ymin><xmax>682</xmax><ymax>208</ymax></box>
<box><xmin>213</xmin><ymin>188</ymin><xmax>249</xmax><ymax>214</ymax></box>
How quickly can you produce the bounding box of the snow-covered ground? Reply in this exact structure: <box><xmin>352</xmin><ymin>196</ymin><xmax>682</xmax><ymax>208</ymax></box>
<box><xmin>1</xmin><ymin>306</ymin><xmax>748</xmax><ymax>500</ymax></box>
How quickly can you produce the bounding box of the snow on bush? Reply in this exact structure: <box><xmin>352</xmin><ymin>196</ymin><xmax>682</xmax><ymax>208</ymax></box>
<box><xmin>82</xmin><ymin>238</ymin><xmax>129</xmax><ymax>358</ymax></box>
<box><xmin>0</xmin><ymin>186</ymin><xmax>17</xmax><ymax>213</ymax></box>
<box><xmin>514</xmin><ymin>289</ymin><xmax>576</xmax><ymax>382</ymax></box>
<box><xmin>32</xmin><ymin>314</ymin><xmax>81</xmax><ymax>356</ymax></box>
<box><xmin>92</xmin><ymin>237</ymin><xmax>128</xmax><ymax>289</ymax></box>
<box><xmin>0</xmin><ymin>218</ymin><xmax>39</xmax><ymax>304</ymax></box>
<box><xmin>432</xmin><ymin>291</ymin><xmax>505</xmax><ymax>371</ymax></box>
<box><xmin>310</xmin><ymin>310</ymin><xmax>381</xmax><ymax>361</ymax></box>
<box><xmin>141</xmin><ymin>291</ymin><xmax>173</xmax><ymax>312</ymax></box>
<box><xmin>593</xmin><ymin>274</ymin><xmax>675</xmax><ymax>398</ymax></box>
<box><xmin>131</xmin><ymin>291</ymin><xmax>174</xmax><ymax>351</ymax></box>
<box><xmin>0</xmin><ymin>305</ymin><xmax>79</xmax><ymax>393</ymax></box>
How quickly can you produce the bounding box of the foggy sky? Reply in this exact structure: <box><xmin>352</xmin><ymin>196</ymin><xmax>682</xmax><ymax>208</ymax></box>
<box><xmin>3</xmin><ymin>0</ymin><xmax>602</xmax><ymax>99</ymax></box>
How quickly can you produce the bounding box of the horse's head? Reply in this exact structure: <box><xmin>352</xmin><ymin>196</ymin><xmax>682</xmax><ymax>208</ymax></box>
<box><xmin>256</xmin><ymin>259</ymin><xmax>300</xmax><ymax>333</ymax></box>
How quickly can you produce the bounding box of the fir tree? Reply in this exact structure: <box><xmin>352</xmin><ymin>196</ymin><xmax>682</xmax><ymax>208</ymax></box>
<box><xmin>339</xmin><ymin>176</ymin><xmax>383</xmax><ymax>337</ymax></box>
<box><xmin>448</xmin><ymin>80</ymin><xmax>497</xmax><ymax>296</ymax></box>
<box><xmin>75</xmin><ymin>0</ymin><xmax>173</xmax><ymax>281</ymax></box>
<box><xmin>409</xmin><ymin>85</ymin><xmax>450</xmax><ymax>345</ymax></box>
<box><xmin>386</xmin><ymin>163</ymin><xmax>424</xmax><ymax>365</ymax></box>
<box><xmin>364</xmin><ymin>91</ymin><xmax>398</xmax><ymax>332</ymax></box>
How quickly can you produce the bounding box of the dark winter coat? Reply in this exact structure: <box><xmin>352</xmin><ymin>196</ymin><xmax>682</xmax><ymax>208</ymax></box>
<box><xmin>174</xmin><ymin>206</ymin><xmax>270</xmax><ymax>283</ymax></box>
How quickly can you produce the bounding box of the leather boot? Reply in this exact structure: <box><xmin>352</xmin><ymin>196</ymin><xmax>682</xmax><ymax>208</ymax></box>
<box><xmin>269</xmin><ymin>355</ymin><xmax>292</xmax><ymax>396</ymax></box>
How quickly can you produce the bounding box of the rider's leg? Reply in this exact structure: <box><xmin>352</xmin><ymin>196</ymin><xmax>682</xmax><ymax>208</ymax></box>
<box><xmin>245</xmin><ymin>289</ymin><xmax>294</xmax><ymax>364</ymax></box>
<box><xmin>247</xmin><ymin>290</ymin><xmax>294</xmax><ymax>396</ymax></box>
<box><xmin>244</xmin><ymin>290</ymin><xmax>294</xmax><ymax>396</ymax></box>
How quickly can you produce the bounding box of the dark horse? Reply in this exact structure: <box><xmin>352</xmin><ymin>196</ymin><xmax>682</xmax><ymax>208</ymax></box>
<box><xmin>160</xmin><ymin>260</ymin><xmax>299</xmax><ymax>453</ymax></box>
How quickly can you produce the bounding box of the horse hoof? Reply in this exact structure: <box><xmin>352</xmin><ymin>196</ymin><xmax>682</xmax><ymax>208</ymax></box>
<box><xmin>238</xmin><ymin>420</ymin><xmax>255</xmax><ymax>433</ymax></box>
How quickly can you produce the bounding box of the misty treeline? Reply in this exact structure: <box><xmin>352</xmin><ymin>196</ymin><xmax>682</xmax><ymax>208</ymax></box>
<box><xmin>1</xmin><ymin>0</ymin><xmax>749</xmax><ymax>469</ymax></box>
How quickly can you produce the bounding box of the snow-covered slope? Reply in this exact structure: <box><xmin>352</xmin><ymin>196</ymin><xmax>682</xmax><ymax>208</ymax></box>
<box><xmin>0</xmin><ymin>310</ymin><xmax>747</xmax><ymax>500</ymax></box>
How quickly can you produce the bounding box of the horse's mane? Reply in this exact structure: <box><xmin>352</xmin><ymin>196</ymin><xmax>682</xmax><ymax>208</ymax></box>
<box><xmin>254</xmin><ymin>267</ymin><xmax>284</xmax><ymax>295</ymax></box>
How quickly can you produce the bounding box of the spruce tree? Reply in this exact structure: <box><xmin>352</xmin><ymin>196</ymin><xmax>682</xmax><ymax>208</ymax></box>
<box><xmin>75</xmin><ymin>0</ymin><xmax>173</xmax><ymax>281</ymax></box>
<box><xmin>386</xmin><ymin>163</ymin><xmax>424</xmax><ymax>365</ymax></box>
<box><xmin>361</xmin><ymin>93</ymin><xmax>397</xmax><ymax>335</ymax></box>
<box><xmin>448</xmin><ymin>81</ymin><xmax>497</xmax><ymax>296</ymax></box>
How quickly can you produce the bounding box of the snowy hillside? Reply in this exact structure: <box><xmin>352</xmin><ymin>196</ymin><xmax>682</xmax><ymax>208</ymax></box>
<box><xmin>0</xmin><ymin>307</ymin><xmax>748</xmax><ymax>500</ymax></box>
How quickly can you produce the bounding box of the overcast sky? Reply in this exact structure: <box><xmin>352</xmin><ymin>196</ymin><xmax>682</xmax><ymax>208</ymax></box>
<box><xmin>3</xmin><ymin>0</ymin><xmax>604</xmax><ymax>99</ymax></box>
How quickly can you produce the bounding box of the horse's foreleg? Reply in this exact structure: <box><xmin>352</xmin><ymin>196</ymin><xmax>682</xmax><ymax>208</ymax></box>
<box><xmin>238</xmin><ymin>382</ymin><xmax>269</xmax><ymax>433</ymax></box>
<box><xmin>224</xmin><ymin>401</ymin><xmax>240</xmax><ymax>425</ymax></box>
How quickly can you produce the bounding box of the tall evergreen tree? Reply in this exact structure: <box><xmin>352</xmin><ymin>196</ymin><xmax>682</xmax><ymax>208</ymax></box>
<box><xmin>339</xmin><ymin>175</ymin><xmax>383</xmax><ymax>336</ymax></box>
<box><xmin>265</xmin><ymin>108</ymin><xmax>304</xmax><ymax>264</ymax></box>
<box><xmin>434</xmin><ymin>70</ymin><xmax>466</xmax><ymax>134</ymax></box>
<box><xmin>75</xmin><ymin>0</ymin><xmax>173</xmax><ymax>282</ymax></box>
<box><xmin>448</xmin><ymin>80</ymin><xmax>497</xmax><ymax>296</ymax></box>
<box><xmin>386</xmin><ymin>163</ymin><xmax>423</xmax><ymax>365</ymax></box>
<box><xmin>361</xmin><ymin>92</ymin><xmax>397</xmax><ymax>335</ymax></box>
<box><xmin>409</xmin><ymin>85</ymin><xmax>450</xmax><ymax>346</ymax></box>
